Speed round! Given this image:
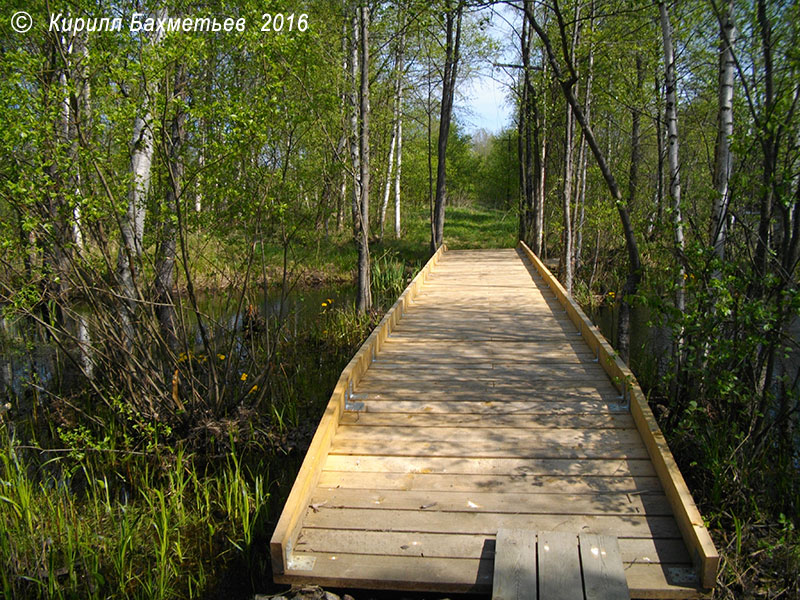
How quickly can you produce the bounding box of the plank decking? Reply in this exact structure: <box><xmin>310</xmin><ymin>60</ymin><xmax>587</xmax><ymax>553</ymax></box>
<box><xmin>270</xmin><ymin>246</ymin><xmax>718</xmax><ymax>598</ymax></box>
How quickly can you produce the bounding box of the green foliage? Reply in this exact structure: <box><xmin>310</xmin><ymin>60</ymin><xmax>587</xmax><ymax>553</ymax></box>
<box><xmin>0</xmin><ymin>423</ymin><xmax>271</xmax><ymax>600</ymax></box>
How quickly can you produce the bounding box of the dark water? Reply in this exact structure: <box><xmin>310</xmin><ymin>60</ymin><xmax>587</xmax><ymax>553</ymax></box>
<box><xmin>0</xmin><ymin>283</ymin><xmax>355</xmax><ymax>403</ymax></box>
<box><xmin>588</xmin><ymin>303</ymin><xmax>673</xmax><ymax>389</ymax></box>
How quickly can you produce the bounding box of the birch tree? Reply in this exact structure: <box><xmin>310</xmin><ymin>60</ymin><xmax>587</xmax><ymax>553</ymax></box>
<box><xmin>116</xmin><ymin>8</ymin><xmax>168</xmax><ymax>329</ymax></box>
<box><xmin>710</xmin><ymin>0</ymin><xmax>735</xmax><ymax>262</ymax></box>
<box><xmin>380</xmin><ymin>9</ymin><xmax>406</xmax><ymax>241</ymax></box>
<box><xmin>659</xmin><ymin>0</ymin><xmax>686</xmax><ymax>315</ymax></box>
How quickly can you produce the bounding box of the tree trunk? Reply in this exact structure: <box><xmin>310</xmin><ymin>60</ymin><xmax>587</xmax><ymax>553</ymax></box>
<box><xmin>155</xmin><ymin>64</ymin><xmax>187</xmax><ymax>352</ymax></box>
<box><xmin>355</xmin><ymin>4</ymin><xmax>372</xmax><ymax>313</ymax></box>
<box><xmin>431</xmin><ymin>1</ymin><xmax>463</xmax><ymax>253</ymax></box>
<box><xmin>659</xmin><ymin>1</ymin><xmax>686</xmax><ymax>316</ymax></box>
<box><xmin>72</xmin><ymin>30</ymin><xmax>90</xmax><ymax>253</ymax></box>
<box><xmin>574</xmin><ymin>20</ymin><xmax>593</xmax><ymax>273</ymax></box>
<box><xmin>394</xmin><ymin>84</ymin><xmax>403</xmax><ymax>238</ymax></box>
<box><xmin>382</xmin><ymin>10</ymin><xmax>406</xmax><ymax>241</ymax></box>
<box><xmin>116</xmin><ymin>8</ymin><xmax>168</xmax><ymax>330</ymax></box>
<box><xmin>518</xmin><ymin>8</ymin><xmax>531</xmax><ymax>243</ymax></box>
<box><xmin>711</xmin><ymin>0</ymin><xmax>736</xmax><ymax>262</ymax></box>
<box><xmin>562</xmin><ymin>98</ymin><xmax>575</xmax><ymax>294</ymax></box>
<box><xmin>535</xmin><ymin>57</ymin><xmax>547</xmax><ymax>256</ymax></box>
<box><xmin>348</xmin><ymin>6</ymin><xmax>361</xmax><ymax>239</ymax></box>
<box><xmin>379</xmin><ymin>110</ymin><xmax>397</xmax><ymax>241</ymax></box>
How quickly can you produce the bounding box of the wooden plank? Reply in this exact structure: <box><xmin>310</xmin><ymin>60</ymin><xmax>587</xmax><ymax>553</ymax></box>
<box><xmin>330</xmin><ymin>438</ymin><xmax>649</xmax><ymax>460</ymax></box>
<box><xmin>518</xmin><ymin>241</ymin><xmax>719</xmax><ymax>589</ymax></box>
<box><xmin>353</xmin><ymin>383</ymin><xmax>621</xmax><ymax>400</ymax></box>
<box><xmin>302</xmin><ymin>507</ymin><xmax>684</xmax><ymax>539</ymax></box>
<box><xmin>493</xmin><ymin>529</ymin><xmax>537</xmax><ymax>600</ymax></box>
<box><xmin>322</xmin><ymin>455</ymin><xmax>658</xmax><ymax>477</ymax></box>
<box><xmin>338</xmin><ymin>412</ymin><xmax>635</xmax><ymax>429</ymax></box>
<box><xmin>537</xmin><ymin>531</ymin><xmax>583</xmax><ymax>600</ymax></box>
<box><xmin>334</xmin><ymin>424</ymin><xmax>642</xmax><ymax>444</ymax></box>
<box><xmin>318</xmin><ymin>471</ymin><xmax>663</xmax><ymax>494</ymax></box>
<box><xmin>374</xmin><ymin>353</ymin><xmax>595</xmax><ymax>365</ymax></box>
<box><xmin>354</xmin><ymin>399</ymin><xmax>627</xmax><ymax>414</ymax></box>
<box><xmin>580</xmin><ymin>534</ymin><xmax>630</xmax><ymax>600</ymax></box>
<box><xmin>275</xmin><ymin>552</ymin><xmax>707</xmax><ymax>598</ymax></box>
<box><xmin>308</xmin><ymin>487</ymin><xmax>674</xmax><ymax>516</ymax></box>
<box><xmin>295</xmin><ymin>528</ymin><xmax>689</xmax><ymax>564</ymax></box>
<box><xmin>358</xmin><ymin>365</ymin><xmax>610</xmax><ymax>384</ymax></box>
<box><xmin>630</xmin><ymin>387</ymin><xmax>720</xmax><ymax>589</ymax></box>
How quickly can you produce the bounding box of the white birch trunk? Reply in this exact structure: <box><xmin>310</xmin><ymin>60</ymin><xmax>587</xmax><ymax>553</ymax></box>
<box><xmin>348</xmin><ymin>5</ymin><xmax>361</xmax><ymax>237</ymax></box>
<box><xmin>116</xmin><ymin>8</ymin><xmax>167</xmax><ymax>315</ymax></box>
<box><xmin>659</xmin><ymin>1</ymin><xmax>685</xmax><ymax>314</ymax></box>
<box><xmin>379</xmin><ymin>103</ymin><xmax>398</xmax><ymax>239</ymax></box>
<box><xmin>711</xmin><ymin>0</ymin><xmax>736</xmax><ymax>261</ymax></box>
<box><xmin>394</xmin><ymin>90</ymin><xmax>403</xmax><ymax>238</ymax></box>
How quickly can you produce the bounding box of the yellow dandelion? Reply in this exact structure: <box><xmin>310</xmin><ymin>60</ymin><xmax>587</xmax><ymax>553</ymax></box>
<box><xmin>240</xmin><ymin>373</ymin><xmax>247</xmax><ymax>381</ymax></box>
<box><xmin>327</xmin><ymin>298</ymin><xmax>333</xmax><ymax>303</ymax></box>
<box><xmin>249</xmin><ymin>385</ymin><xmax>258</xmax><ymax>393</ymax></box>
<box><xmin>321</xmin><ymin>302</ymin><xmax>328</xmax><ymax>308</ymax></box>
<box><xmin>217</xmin><ymin>354</ymin><xmax>226</xmax><ymax>360</ymax></box>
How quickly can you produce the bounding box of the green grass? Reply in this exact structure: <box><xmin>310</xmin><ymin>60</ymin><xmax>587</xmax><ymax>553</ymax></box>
<box><xmin>0</xmin><ymin>429</ymin><xmax>272</xmax><ymax>600</ymax></box>
<box><xmin>236</xmin><ymin>201</ymin><xmax>518</xmax><ymax>288</ymax></box>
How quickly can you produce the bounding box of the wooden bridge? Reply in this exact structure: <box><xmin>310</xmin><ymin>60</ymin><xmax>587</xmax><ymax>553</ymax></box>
<box><xmin>270</xmin><ymin>245</ymin><xmax>718</xmax><ymax>598</ymax></box>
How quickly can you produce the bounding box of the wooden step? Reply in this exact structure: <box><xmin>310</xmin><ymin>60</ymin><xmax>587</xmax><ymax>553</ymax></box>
<box><xmin>492</xmin><ymin>529</ymin><xmax>630</xmax><ymax>600</ymax></box>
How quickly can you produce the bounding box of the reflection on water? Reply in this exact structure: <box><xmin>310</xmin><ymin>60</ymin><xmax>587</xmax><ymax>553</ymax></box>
<box><xmin>0</xmin><ymin>283</ymin><xmax>355</xmax><ymax>403</ymax></box>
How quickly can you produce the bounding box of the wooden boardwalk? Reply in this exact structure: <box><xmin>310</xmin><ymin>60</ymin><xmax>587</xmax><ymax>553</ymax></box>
<box><xmin>271</xmin><ymin>246</ymin><xmax>718</xmax><ymax>598</ymax></box>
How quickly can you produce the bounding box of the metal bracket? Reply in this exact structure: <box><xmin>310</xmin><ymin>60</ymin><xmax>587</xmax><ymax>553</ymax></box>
<box><xmin>618</xmin><ymin>386</ymin><xmax>630</xmax><ymax>412</ymax></box>
<box><xmin>345</xmin><ymin>400</ymin><xmax>365</xmax><ymax>412</ymax></box>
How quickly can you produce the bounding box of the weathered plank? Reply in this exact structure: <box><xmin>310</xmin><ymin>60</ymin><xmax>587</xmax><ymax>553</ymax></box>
<box><xmin>295</xmin><ymin>528</ymin><xmax>689</xmax><ymax>564</ymax></box>
<box><xmin>321</xmin><ymin>455</ymin><xmax>657</xmax><ymax>477</ymax></box>
<box><xmin>329</xmin><ymin>438</ymin><xmax>650</xmax><ymax>460</ymax></box>
<box><xmin>308</xmin><ymin>487</ymin><xmax>673</xmax><ymax>516</ymax></box>
<box><xmin>275</xmin><ymin>552</ymin><xmax>707</xmax><ymax>598</ymax></box>
<box><xmin>317</xmin><ymin>471</ymin><xmax>663</xmax><ymax>494</ymax></box>
<box><xmin>338</xmin><ymin>412</ymin><xmax>635</xmax><ymax>429</ymax></box>
<box><xmin>538</xmin><ymin>531</ymin><xmax>583</xmax><ymax>600</ymax></box>
<box><xmin>302</xmin><ymin>507</ymin><xmax>684</xmax><ymax>539</ymax></box>
<box><xmin>334</xmin><ymin>424</ymin><xmax>642</xmax><ymax>444</ymax></box>
<box><xmin>493</xmin><ymin>529</ymin><xmax>537</xmax><ymax>600</ymax></box>
<box><xmin>354</xmin><ymin>399</ymin><xmax>627</xmax><ymax>414</ymax></box>
<box><xmin>580</xmin><ymin>534</ymin><xmax>630</xmax><ymax>600</ymax></box>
